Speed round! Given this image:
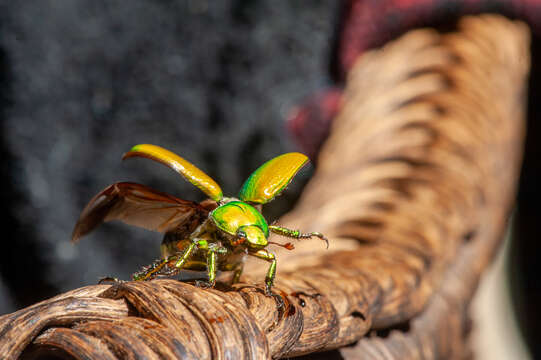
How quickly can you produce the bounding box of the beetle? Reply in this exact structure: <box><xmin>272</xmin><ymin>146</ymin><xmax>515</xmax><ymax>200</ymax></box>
<box><xmin>72</xmin><ymin>144</ymin><xmax>327</xmax><ymax>295</ymax></box>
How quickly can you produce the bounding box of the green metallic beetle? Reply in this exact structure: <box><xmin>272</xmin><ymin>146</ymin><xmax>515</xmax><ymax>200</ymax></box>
<box><xmin>72</xmin><ymin>144</ymin><xmax>327</xmax><ymax>295</ymax></box>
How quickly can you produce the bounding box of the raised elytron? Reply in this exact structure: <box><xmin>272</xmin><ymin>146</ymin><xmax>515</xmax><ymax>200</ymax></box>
<box><xmin>72</xmin><ymin>144</ymin><xmax>327</xmax><ymax>295</ymax></box>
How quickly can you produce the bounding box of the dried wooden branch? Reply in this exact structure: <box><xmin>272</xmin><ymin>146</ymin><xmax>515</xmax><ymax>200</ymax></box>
<box><xmin>0</xmin><ymin>15</ymin><xmax>530</xmax><ymax>359</ymax></box>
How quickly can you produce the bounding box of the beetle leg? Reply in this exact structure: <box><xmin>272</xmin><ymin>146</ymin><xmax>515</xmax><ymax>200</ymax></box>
<box><xmin>174</xmin><ymin>242</ymin><xmax>197</xmax><ymax>268</ymax></box>
<box><xmin>206</xmin><ymin>248</ymin><xmax>218</xmax><ymax>285</ymax></box>
<box><xmin>132</xmin><ymin>255</ymin><xmax>178</xmax><ymax>281</ymax></box>
<box><xmin>195</xmin><ymin>245</ymin><xmax>229</xmax><ymax>289</ymax></box>
<box><xmin>268</xmin><ymin>225</ymin><xmax>329</xmax><ymax>249</ymax></box>
<box><xmin>195</xmin><ymin>247</ymin><xmax>218</xmax><ymax>288</ymax></box>
<box><xmin>232</xmin><ymin>262</ymin><xmax>244</xmax><ymax>284</ymax></box>
<box><xmin>250</xmin><ymin>249</ymin><xmax>276</xmax><ymax>296</ymax></box>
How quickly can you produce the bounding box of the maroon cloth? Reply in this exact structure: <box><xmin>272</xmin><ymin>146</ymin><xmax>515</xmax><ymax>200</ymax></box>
<box><xmin>289</xmin><ymin>0</ymin><xmax>541</xmax><ymax>158</ymax></box>
<box><xmin>338</xmin><ymin>0</ymin><xmax>541</xmax><ymax>77</ymax></box>
<box><xmin>287</xmin><ymin>89</ymin><xmax>342</xmax><ymax>159</ymax></box>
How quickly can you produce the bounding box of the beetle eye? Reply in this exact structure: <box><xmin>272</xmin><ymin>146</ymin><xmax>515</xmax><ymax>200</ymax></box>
<box><xmin>237</xmin><ymin>230</ymin><xmax>247</xmax><ymax>239</ymax></box>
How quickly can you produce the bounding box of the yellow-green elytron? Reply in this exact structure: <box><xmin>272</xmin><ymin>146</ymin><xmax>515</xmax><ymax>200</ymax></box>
<box><xmin>72</xmin><ymin>144</ymin><xmax>328</xmax><ymax>296</ymax></box>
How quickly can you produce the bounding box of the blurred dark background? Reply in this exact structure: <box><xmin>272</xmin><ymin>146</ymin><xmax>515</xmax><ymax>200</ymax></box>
<box><xmin>0</xmin><ymin>1</ymin><xmax>540</xmax><ymax>358</ymax></box>
<box><xmin>0</xmin><ymin>1</ymin><xmax>340</xmax><ymax>313</ymax></box>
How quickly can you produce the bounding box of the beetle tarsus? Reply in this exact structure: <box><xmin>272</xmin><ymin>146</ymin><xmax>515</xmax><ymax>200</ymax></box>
<box><xmin>268</xmin><ymin>225</ymin><xmax>329</xmax><ymax>249</ymax></box>
<box><xmin>132</xmin><ymin>255</ymin><xmax>181</xmax><ymax>281</ymax></box>
<box><xmin>301</xmin><ymin>232</ymin><xmax>329</xmax><ymax>249</ymax></box>
<box><xmin>158</xmin><ymin>265</ymin><xmax>180</xmax><ymax>277</ymax></box>
<box><xmin>265</xmin><ymin>283</ymin><xmax>273</xmax><ymax>297</ymax></box>
<box><xmin>195</xmin><ymin>279</ymin><xmax>216</xmax><ymax>289</ymax></box>
<box><xmin>266</xmin><ymin>288</ymin><xmax>285</xmax><ymax>309</ymax></box>
<box><xmin>264</xmin><ymin>283</ymin><xmax>285</xmax><ymax>310</ymax></box>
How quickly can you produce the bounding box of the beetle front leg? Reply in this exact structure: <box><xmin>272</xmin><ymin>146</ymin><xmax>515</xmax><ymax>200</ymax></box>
<box><xmin>250</xmin><ymin>249</ymin><xmax>277</xmax><ymax>296</ymax></box>
<box><xmin>269</xmin><ymin>225</ymin><xmax>329</xmax><ymax>249</ymax></box>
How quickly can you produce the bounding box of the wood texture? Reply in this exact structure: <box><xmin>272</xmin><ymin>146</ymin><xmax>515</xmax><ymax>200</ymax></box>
<box><xmin>0</xmin><ymin>15</ymin><xmax>530</xmax><ymax>359</ymax></box>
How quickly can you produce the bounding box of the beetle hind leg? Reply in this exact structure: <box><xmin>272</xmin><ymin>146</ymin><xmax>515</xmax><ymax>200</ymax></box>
<box><xmin>232</xmin><ymin>262</ymin><xmax>244</xmax><ymax>284</ymax></box>
<box><xmin>132</xmin><ymin>255</ymin><xmax>180</xmax><ymax>281</ymax></box>
<box><xmin>132</xmin><ymin>242</ymin><xmax>196</xmax><ymax>281</ymax></box>
<box><xmin>219</xmin><ymin>259</ymin><xmax>244</xmax><ymax>285</ymax></box>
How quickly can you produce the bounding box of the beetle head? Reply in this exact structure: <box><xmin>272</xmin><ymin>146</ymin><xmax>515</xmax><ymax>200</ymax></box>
<box><xmin>236</xmin><ymin>225</ymin><xmax>267</xmax><ymax>249</ymax></box>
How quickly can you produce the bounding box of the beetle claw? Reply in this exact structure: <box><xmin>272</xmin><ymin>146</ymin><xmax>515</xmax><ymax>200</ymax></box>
<box><xmin>308</xmin><ymin>232</ymin><xmax>329</xmax><ymax>249</ymax></box>
<box><xmin>265</xmin><ymin>285</ymin><xmax>284</xmax><ymax>308</ymax></box>
<box><xmin>195</xmin><ymin>279</ymin><xmax>216</xmax><ymax>289</ymax></box>
<box><xmin>319</xmin><ymin>234</ymin><xmax>329</xmax><ymax>249</ymax></box>
<box><xmin>265</xmin><ymin>287</ymin><xmax>285</xmax><ymax>309</ymax></box>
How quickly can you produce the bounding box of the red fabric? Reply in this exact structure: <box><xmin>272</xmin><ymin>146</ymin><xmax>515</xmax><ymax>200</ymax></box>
<box><xmin>338</xmin><ymin>0</ymin><xmax>541</xmax><ymax>77</ymax></box>
<box><xmin>289</xmin><ymin>0</ymin><xmax>541</xmax><ymax>157</ymax></box>
<box><xmin>287</xmin><ymin>89</ymin><xmax>342</xmax><ymax>160</ymax></box>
